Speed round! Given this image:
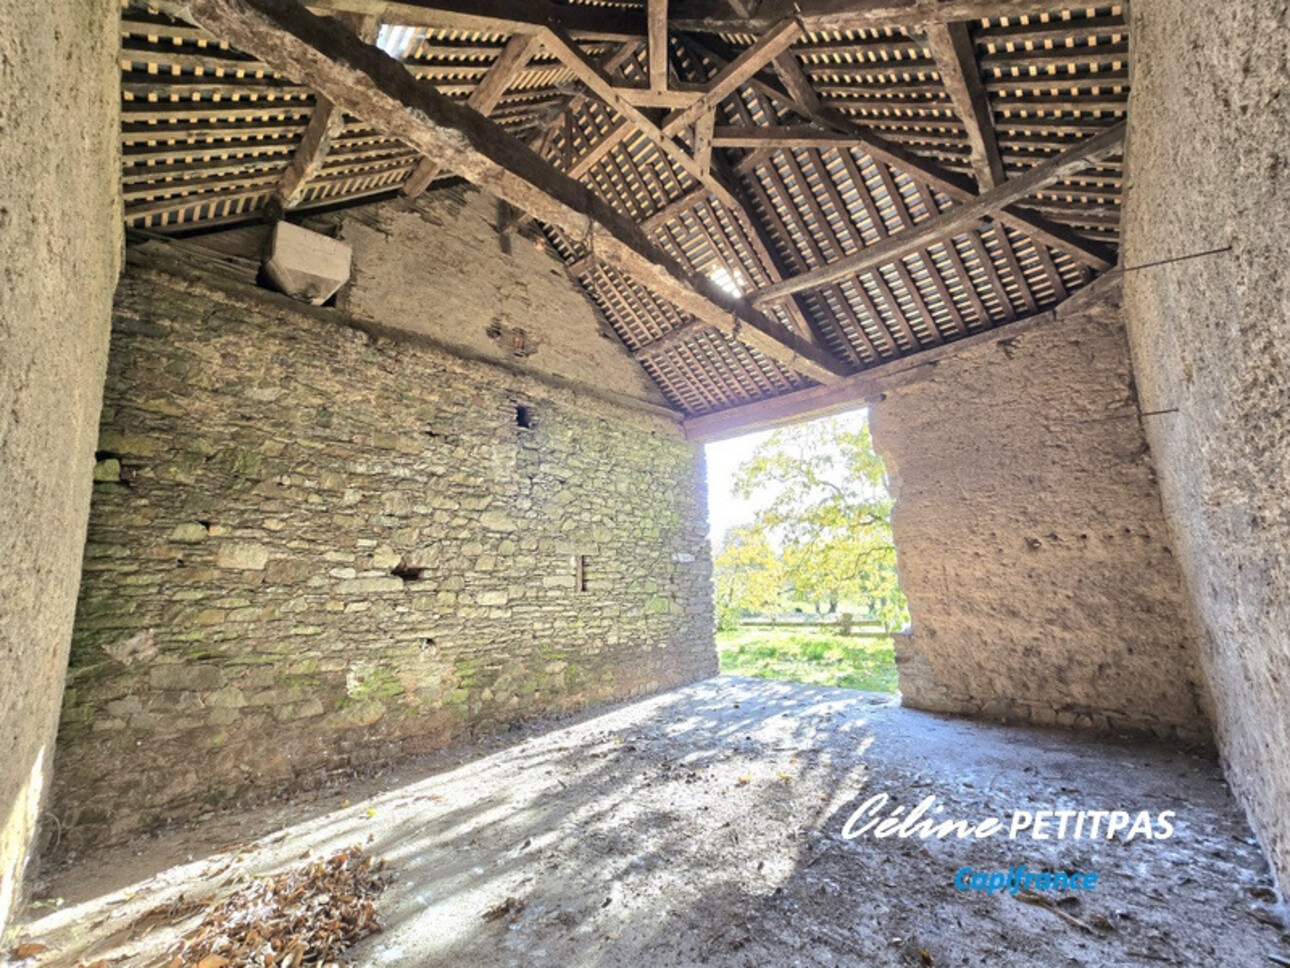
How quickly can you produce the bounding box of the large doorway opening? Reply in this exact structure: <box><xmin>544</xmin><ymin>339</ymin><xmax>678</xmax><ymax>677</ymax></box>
<box><xmin>704</xmin><ymin>408</ymin><xmax>906</xmax><ymax>694</ymax></box>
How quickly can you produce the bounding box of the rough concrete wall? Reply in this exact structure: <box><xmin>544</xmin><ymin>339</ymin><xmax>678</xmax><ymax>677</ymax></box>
<box><xmin>1121</xmin><ymin>0</ymin><xmax>1290</xmax><ymax>893</ymax></box>
<box><xmin>0</xmin><ymin>0</ymin><xmax>119</xmax><ymax>937</ymax></box>
<box><xmin>332</xmin><ymin>189</ymin><xmax>671</xmax><ymax>408</ymax></box>
<box><xmin>52</xmin><ymin>257</ymin><xmax>714</xmax><ymax>850</ymax></box>
<box><xmin>869</xmin><ymin>280</ymin><xmax>1211</xmax><ymax>744</ymax></box>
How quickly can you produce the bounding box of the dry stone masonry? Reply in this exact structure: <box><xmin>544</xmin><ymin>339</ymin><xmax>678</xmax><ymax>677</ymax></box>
<box><xmin>869</xmin><ymin>278</ymin><xmax>1213</xmax><ymax>745</ymax></box>
<box><xmin>54</xmin><ymin>254</ymin><xmax>714</xmax><ymax>849</ymax></box>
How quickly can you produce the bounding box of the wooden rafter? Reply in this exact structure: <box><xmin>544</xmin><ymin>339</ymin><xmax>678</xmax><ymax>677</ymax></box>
<box><xmin>297</xmin><ymin>0</ymin><xmax>1104</xmax><ymax>40</ymax></box>
<box><xmin>692</xmin><ymin>35</ymin><xmax>1119</xmax><ymax>270</ymax></box>
<box><xmin>648</xmin><ymin>0</ymin><xmax>669</xmax><ymax>91</ymax></box>
<box><xmin>660</xmin><ymin>18</ymin><xmax>801</xmax><ymax>137</ymax></box>
<box><xmin>402</xmin><ymin>32</ymin><xmax>544</xmax><ymax>198</ymax></box>
<box><xmin>179</xmin><ymin>0</ymin><xmax>847</xmax><ymax>384</ymax></box>
<box><xmin>748</xmin><ymin>121</ymin><xmax>1124</xmax><ymax>305</ymax></box>
<box><xmin>537</xmin><ymin>25</ymin><xmax>737</xmax><ymax>205</ymax></box>
<box><xmin>126</xmin><ymin>0</ymin><xmax>1132</xmax><ymax>418</ymax></box>
<box><xmin>274</xmin><ymin>95</ymin><xmax>347</xmax><ymax>209</ymax></box>
<box><xmin>713</xmin><ymin>125</ymin><xmax>859</xmax><ymax>148</ymax></box>
<box><xmin>566</xmin><ymin>120</ymin><xmax>633</xmax><ymax>180</ymax></box>
<box><xmin>684</xmin><ymin>269</ymin><xmax>1124</xmax><ymax>439</ymax></box>
<box><xmin>272</xmin><ymin>11</ymin><xmax>375</xmax><ymax>209</ymax></box>
<box><xmin>923</xmin><ymin>21</ymin><xmax>1004</xmax><ymax>190</ymax></box>
<box><xmin>667</xmin><ymin>0</ymin><xmax>1090</xmax><ymax>34</ymax></box>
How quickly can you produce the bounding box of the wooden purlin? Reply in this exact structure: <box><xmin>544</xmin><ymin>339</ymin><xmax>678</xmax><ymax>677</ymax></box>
<box><xmin>924</xmin><ymin>21</ymin><xmax>1004</xmax><ymax>191</ymax></box>
<box><xmin>529</xmin><ymin>25</ymin><xmax>841</xmax><ymax>365</ymax></box>
<box><xmin>117</xmin><ymin>0</ymin><xmax>1132</xmax><ymax>417</ymax></box>
<box><xmin>575</xmin><ymin>261</ymin><xmax>816</xmax><ymax>411</ymax></box>
<box><xmin>669</xmin><ymin>29</ymin><xmax>1111</xmax><ymax>371</ymax></box>
<box><xmin>169</xmin><ymin>0</ymin><xmax>846</xmax><ymax>385</ymax></box>
<box><xmin>748</xmin><ymin>122</ymin><xmax>1125</xmax><ymax>305</ymax></box>
<box><xmin>402</xmin><ymin>31</ymin><xmax>546</xmax><ymax>197</ymax></box>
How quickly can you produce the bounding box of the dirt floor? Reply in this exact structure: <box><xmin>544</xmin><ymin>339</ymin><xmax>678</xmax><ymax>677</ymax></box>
<box><xmin>12</xmin><ymin>677</ymin><xmax>1289</xmax><ymax>967</ymax></box>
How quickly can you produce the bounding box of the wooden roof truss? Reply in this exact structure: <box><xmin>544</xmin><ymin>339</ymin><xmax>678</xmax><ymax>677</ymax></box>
<box><xmin>120</xmin><ymin>0</ymin><xmax>1128</xmax><ymax>427</ymax></box>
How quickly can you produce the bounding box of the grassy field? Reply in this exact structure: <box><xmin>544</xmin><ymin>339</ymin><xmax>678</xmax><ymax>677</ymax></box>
<box><xmin>716</xmin><ymin>627</ymin><xmax>899</xmax><ymax>692</ymax></box>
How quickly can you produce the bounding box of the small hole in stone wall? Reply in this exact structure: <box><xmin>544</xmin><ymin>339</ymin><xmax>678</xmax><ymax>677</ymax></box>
<box><xmin>516</xmin><ymin>405</ymin><xmax>534</xmax><ymax>429</ymax></box>
<box><xmin>575</xmin><ymin>555</ymin><xmax>590</xmax><ymax>593</ymax></box>
<box><xmin>391</xmin><ymin>561</ymin><xmax>428</xmax><ymax>582</ymax></box>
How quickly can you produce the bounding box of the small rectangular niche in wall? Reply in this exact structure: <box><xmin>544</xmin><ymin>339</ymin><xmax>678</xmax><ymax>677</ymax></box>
<box><xmin>515</xmin><ymin>404</ymin><xmax>534</xmax><ymax>429</ymax></box>
<box><xmin>575</xmin><ymin>554</ymin><xmax>589</xmax><ymax>593</ymax></box>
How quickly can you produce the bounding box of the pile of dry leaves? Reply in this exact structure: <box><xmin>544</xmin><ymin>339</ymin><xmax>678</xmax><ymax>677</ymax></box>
<box><xmin>162</xmin><ymin>846</ymin><xmax>390</xmax><ymax>968</ymax></box>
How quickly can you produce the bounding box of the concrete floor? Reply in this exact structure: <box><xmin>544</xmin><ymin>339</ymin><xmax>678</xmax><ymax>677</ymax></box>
<box><xmin>15</xmin><ymin>677</ymin><xmax>1289</xmax><ymax>967</ymax></box>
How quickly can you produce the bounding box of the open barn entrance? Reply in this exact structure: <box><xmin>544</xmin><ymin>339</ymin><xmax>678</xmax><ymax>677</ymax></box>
<box><xmin>705</xmin><ymin>408</ymin><xmax>903</xmax><ymax>695</ymax></box>
<box><xmin>4</xmin><ymin>0</ymin><xmax>1290</xmax><ymax>962</ymax></box>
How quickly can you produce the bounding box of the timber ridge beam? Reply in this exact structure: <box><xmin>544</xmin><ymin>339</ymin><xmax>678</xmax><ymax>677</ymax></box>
<box><xmin>177</xmin><ymin>0</ymin><xmax>848</xmax><ymax>385</ymax></box>
<box><xmin>682</xmin><ymin>269</ymin><xmax>1124</xmax><ymax>441</ymax></box>
<box><xmin>298</xmin><ymin>0</ymin><xmax>1096</xmax><ymax>38</ymax></box>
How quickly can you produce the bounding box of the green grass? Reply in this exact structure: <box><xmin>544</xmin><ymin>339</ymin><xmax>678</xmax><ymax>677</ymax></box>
<box><xmin>716</xmin><ymin>627</ymin><xmax>899</xmax><ymax>693</ymax></box>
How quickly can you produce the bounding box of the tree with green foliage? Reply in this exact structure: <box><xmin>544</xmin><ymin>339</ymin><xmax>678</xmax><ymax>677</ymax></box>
<box><xmin>731</xmin><ymin>413</ymin><xmax>909</xmax><ymax>632</ymax></box>
<box><xmin>713</xmin><ymin>525</ymin><xmax>784</xmax><ymax>630</ymax></box>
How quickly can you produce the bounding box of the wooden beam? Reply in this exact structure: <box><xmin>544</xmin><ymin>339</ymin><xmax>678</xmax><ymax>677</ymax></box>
<box><xmin>660</xmin><ymin>18</ymin><xmax>801</xmax><ymax>136</ymax></box>
<box><xmin>537</xmin><ymin>25</ymin><xmax>746</xmax><ymax>215</ymax></box>
<box><xmin>271</xmin><ymin>11</ymin><xmax>375</xmax><ymax>209</ymax></box>
<box><xmin>296</xmin><ymin>0</ymin><xmax>1074</xmax><ymax>42</ymax></box>
<box><xmin>924</xmin><ymin>21</ymin><xmax>1004</xmax><ymax>190</ymax></box>
<box><xmin>181</xmin><ymin>0</ymin><xmax>847</xmax><ymax>384</ymax></box>
<box><xmin>748</xmin><ymin>121</ymin><xmax>1124</xmax><ymax>305</ymax></box>
<box><xmin>275</xmin><ymin>95</ymin><xmax>346</xmax><ymax>208</ymax></box>
<box><xmin>648</xmin><ymin>0</ymin><xmax>669</xmax><ymax>91</ymax></box>
<box><xmin>539</xmin><ymin>28</ymin><xmax>714</xmax><ymax>188</ymax></box>
<box><xmin>681</xmin><ymin>34</ymin><xmax>1117</xmax><ymax>269</ymax></box>
<box><xmin>712</xmin><ymin>125</ymin><xmax>856</xmax><ymax>148</ymax></box>
<box><xmin>684</xmin><ymin>270</ymin><xmax>1123</xmax><ymax>439</ymax></box>
<box><xmin>616</xmin><ymin>87</ymin><xmax>704</xmax><ymax>109</ymax></box>
<box><xmin>402</xmin><ymin>31</ymin><xmax>543</xmax><ymax>197</ymax></box>
<box><xmin>693</xmin><ymin>109</ymin><xmax>715</xmax><ymax>172</ymax></box>
<box><xmin>303</xmin><ymin>0</ymin><xmax>641</xmax><ymax>39</ymax></box>
<box><xmin>668</xmin><ymin>0</ymin><xmax>1087</xmax><ymax>34</ymax></box>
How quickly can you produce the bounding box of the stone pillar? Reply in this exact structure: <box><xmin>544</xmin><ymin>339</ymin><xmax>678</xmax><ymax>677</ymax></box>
<box><xmin>0</xmin><ymin>0</ymin><xmax>121</xmax><ymax>935</ymax></box>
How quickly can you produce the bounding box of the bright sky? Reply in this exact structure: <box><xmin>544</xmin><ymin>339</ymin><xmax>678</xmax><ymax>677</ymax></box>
<box><xmin>704</xmin><ymin>428</ymin><xmax>773</xmax><ymax>550</ymax></box>
<box><xmin>703</xmin><ymin>407</ymin><xmax>868</xmax><ymax>550</ymax></box>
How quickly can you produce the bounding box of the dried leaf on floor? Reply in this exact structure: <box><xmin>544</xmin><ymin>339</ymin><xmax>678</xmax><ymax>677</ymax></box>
<box><xmin>163</xmin><ymin>846</ymin><xmax>390</xmax><ymax>967</ymax></box>
<box><xmin>482</xmin><ymin>897</ymin><xmax>526</xmax><ymax>923</ymax></box>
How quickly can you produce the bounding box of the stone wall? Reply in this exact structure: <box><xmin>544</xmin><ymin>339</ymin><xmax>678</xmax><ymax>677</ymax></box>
<box><xmin>869</xmin><ymin>279</ymin><xmax>1212</xmax><ymax>744</ymax></box>
<box><xmin>53</xmin><ymin>252</ymin><xmax>714</xmax><ymax>850</ymax></box>
<box><xmin>1121</xmin><ymin>0</ymin><xmax>1290</xmax><ymax>894</ymax></box>
<box><xmin>335</xmin><ymin>190</ymin><xmax>672</xmax><ymax>409</ymax></box>
<box><xmin>0</xmin><ymin>0</ymin><xmax>120</xmax><ymax>937</ymax></box>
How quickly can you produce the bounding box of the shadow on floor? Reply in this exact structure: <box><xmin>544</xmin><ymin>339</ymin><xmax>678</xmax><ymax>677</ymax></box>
<box><xmin>18</xmin><ymin>677</ymin><xmax>1287</xmax><ymax>967</ymax></box>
